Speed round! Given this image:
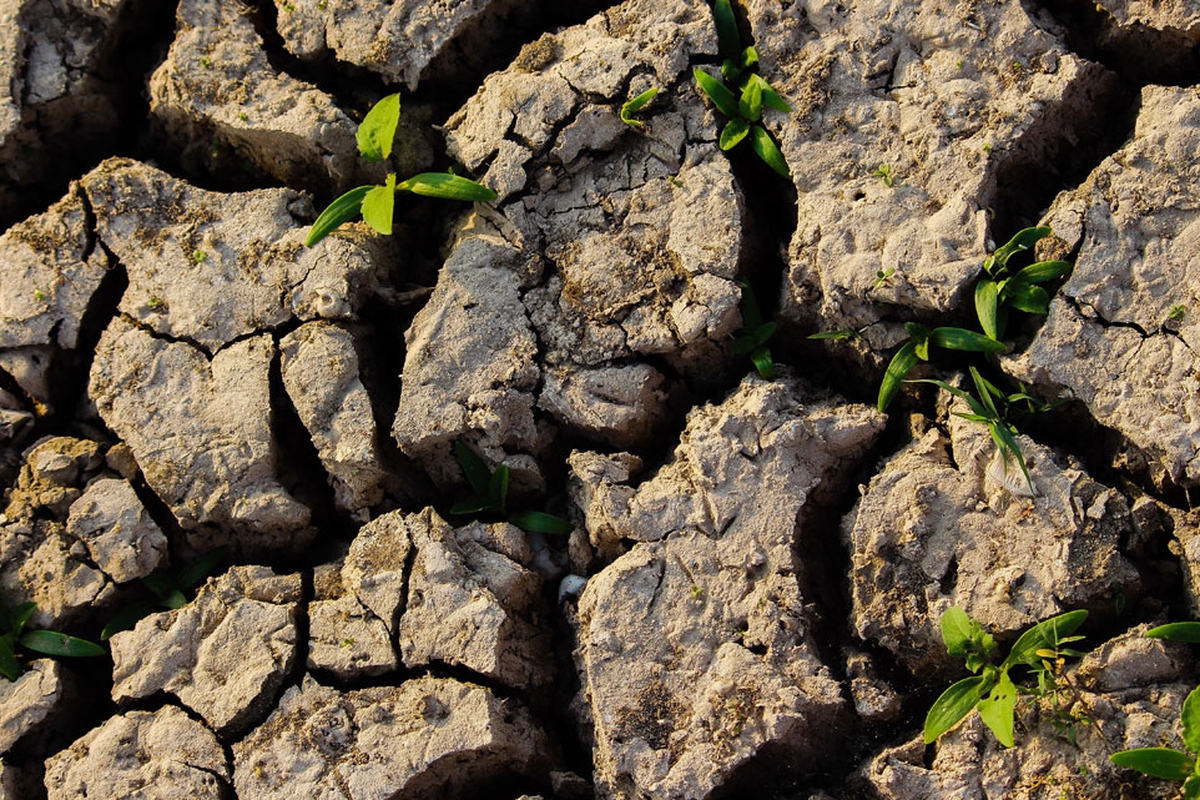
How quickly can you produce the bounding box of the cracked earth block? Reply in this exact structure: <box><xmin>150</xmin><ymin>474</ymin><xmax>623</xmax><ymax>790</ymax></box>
<box><xmin>740</xmin><ymin>0</ymin><xmax>1115</xmax><ymax>358</ymax></box>
<box><xmin>65</xmin><ymin>476</ymin><xmax>167</xmax><ymax>584</ymax></box>
<box><xmin>0</xmin><ymin>660</ymin><xmax>61</xmax><ymax>756</ymax></box>
<box><xmin>150</xmin><ymin>0</ymin><xmax>360</xmax><ymax>191</ymax></box>
<box><xmin>110</xmin><ymin>565</ymin><xmax>301</xmax><ymax>737</ymax></box>
<box><xmin>233</xmin><ymin>675</ymin><xmax>551</xmax><ymax>800</ymax></box>
<box><xmin>847</xmin><ymin>402</ymin><xmax>1140</xmax><ymax>675</ymax></box>
<box><xmin>570</xmin><ymin>374</ymin><xmax>884</xmax><ymax>800</ymax></box>
<box><xmin>403</xmin><ymin>0</ymin><xmax>745</xmax><ymax>485</ymax></box>
<box><xmin>1008</xmin><ymin>85</ymin><xmax>1200</xmax><ymax>491</ymax></box>
<box><xmin>44</xmin><ymin>706</ymin><xmax>229</xmax><ymax>800</ymax></box>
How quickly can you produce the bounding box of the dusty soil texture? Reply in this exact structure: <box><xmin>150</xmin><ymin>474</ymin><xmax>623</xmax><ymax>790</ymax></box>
<box><xmin>0</xmin><ymin>0</ymin><xmax>1198</xmax><ymax>798</ymax></box>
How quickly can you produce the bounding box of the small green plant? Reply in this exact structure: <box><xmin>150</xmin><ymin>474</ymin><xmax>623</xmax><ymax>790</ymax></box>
<box><xmin>1169</xmin><ymin>303</ymin><xmax>1188</xmax><ymax>322</ymax></box>
<box><xmin>925</xmin><ymin>607</ymin><xmax>1087</xmax><ymax>747</ymax></box>
<box><xmin>732</xmin><ymin>282</ymin><xmax>776</xmax><ymax>379</ymax></box>
<box><xmin>33</xmin><ymin>289</ymin><xmax>46</xmax><ymax>301</ymax></box>
<box><xmin>974</xmin><ymin>226</ymin><xmax>1071</xmax><ymax>341</ymax></box>
<box><xmin>147</xmin><ymin>296</ymin><xmax>165</xmax><ymax>310</ymax></box>
<box><xmin>305</xmin><ymin>94</ymin><xmax>497</xmax><ymax>247</ymax></box>
<box><xmin>200</xmin><ymin>56</ymin><xmax>212</xmax><ymax>69</ymax></box>
<box><xmin>873</xmin><ymin>267</ymin><xmax>895</xmax><ymax>289</ymax></box>
<box><xmin>693</xmin><ymin>0</ymin><xmax>792</xmax><ymax>178</ymax></box>
<box><xmin>101</xmin><ymin>548</ymin><xmax>228</xmax><ymax>640</ymax></box>
<box><xmin>1111</xmin><ymin>683</ymin><xmax>1200</xmax><ymax>797</ymax></box>
<box><xmin>873</xmin><ymin>164</ymin><xmax>895</xmax><ymax>187</ymax></box>
<box><xmin>192</xmin><ymin>248</ymin><xmax>207</xmax><ymax>263</ymax></box>
<box><xmin>450</xmin><ymin>441</ymin><xmax>573</xmax><ymax>535</ymax></box>
<box><xmin>0</xmin><ymin>599</ymin><xmax>104</xmax><ymax>680</ymax></box>
<box><xmin>876</xmin><ymin>322</ymin><xmax>1006</xmax><ymax>411</ymax></box>
<box><xmin>620</xmin><ymin>87</ymin><xmax>658</xmax><ymax>129</ymax></box>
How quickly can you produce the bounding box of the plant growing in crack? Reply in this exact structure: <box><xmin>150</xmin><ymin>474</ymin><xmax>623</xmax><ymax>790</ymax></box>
<box><xmin>620</xmin><ymin>87</ymin><xmax>659</xmax><ymax>129</ymax></box>
<box><xmin>733</xmin><ymin>282</ymin><xmax>776</xmax><ymax>379</ymax></box>
<box><xmin>101</xmin><ymin>547</ymin><xmax>229</xmax><ymax>640</ymax></box>
<box><xmin>0</xmin><ymin>599</ymin><xmax>104</xmax><ymax>680</ymax></box>
<box><xmin>693</xmin><ymin>0</ymin><xmax>792</xmax><ymax>178</ymax></box>
<box><xmin>305</xmin><ymin>94</ymin><xmax>497</xmax><ymax>247</ymax></box>
<box><xmin>974</xmin><ymin>226</ymin><xmax>1071</xmax><ymax>341</ymax></box>
<box><xmin>450</xmin><ymin>441</ymin><xmax>573</xmax><ymax>536</ymax></box>
<box><xmin>1112</xmin><ymin>680</ymin><xmax>1200</xmax><ymax>796</ymax></box>
<box><xmin>925</xmin><ymin>606</ymin><xmax>1087</xmax><ymax>747</ymax></box>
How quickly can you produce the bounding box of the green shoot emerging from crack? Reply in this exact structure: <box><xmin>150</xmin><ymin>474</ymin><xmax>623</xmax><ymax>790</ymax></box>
<box><xmin>876</xmin><ymin>323</ymin><xmax>1006</xmax><ymax>412</ymax></box>
<box><xmin>975</xmin><ymin>226</ymin><xmax>1071</xmax><ymax>341</ymax></box>
<box><xmin>101</xmin><ymin>547</ymin><xmax>229</xmax><ymax>640</ymax></box>
<box><xmin>733</xmin><ymin>282</ymin><xmax>776</xmax><ymax>379</ymax></box>
<box><xmin>925</xmin><ymin>607</ymin><xmax>1087</xmax><ymax>747</ymax></box>
<box><xmin>451</xmin><ymin>441</ymin><xmax>573</xmax><ymax>536</ymax></box>
<box><xmin>693</xmin><ymin>0</ymin><xmax>792</xmax><ymax>178</ymax></box>
<box><xmin>305</xmin><ymin>94</ymin><xmax>497</xmax><ymax>246</ymax></box>
<box><xmin>620</xmin><ymin>87</ymin><xmax>659</xmax><ymax>128</ymax></box>
<box><xmin>1112</xmin><ymin>683</ymin><xmax>1200</xmax><ymax>796</ymax></box>
<box><xmin>0</xmin><ymin>599</ymin><xmax>104</xmax><ymax>680</ymax></box>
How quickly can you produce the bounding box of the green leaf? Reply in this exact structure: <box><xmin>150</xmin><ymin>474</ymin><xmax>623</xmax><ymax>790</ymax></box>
<box><xmin>991</xmin><ymin>226</ymin><xmax>1051</xmax><ymax>268</ymax></box>
<box><xmin>356</xmin><ymin>93</ymin><xmax>401</xmax><ymax>162</ymax></box>
<box><xmin>877</xmin><ymin>340</ymin><xmax>920</xmax><ymax>412</ymax></box>
<box><xmin>761</xmin><ymin>82</ymin><xmax>793</xmax><ymax>113</ymax></box>
<box><xmin>454</xmin><ymin>441</ymin><xmax>493</xmax><ymax>498</ymax></box>
<box><xmin>19</xmin><ymin>630</ymin><xmax>104</xmax><ymax>658</ymax></box>
<box><xmin>749</xmin><ymin>124</ymin><xmax>790</xmax><ymax>178</ymax></box>
<box><xmin>977</xmin><ymin>669</ymin><xmax>1017</xmax><ymax>747</ymax></box>
<box><xmin>508</xmin><ymin>510</ymin><xmax>574</xmax><ymax>535</ymax></box>
<box><xmin>693</xmin><ymin>68</ymin><xmax>739</xmax><ymax>118</ymax></box>
<box><xmin>733</xmin><ymin>322</ymin><xmax>776</xmax><ymax>355</ymax></box>
<box><xmin>1182</xmin><ymin>684</ymin><xmax>1200</xmax><ymax>754</ymax></box>
<box><xmin>929</xmin><ymin>327</ymin><xmax>1008</xmax><ymax>354</ymax></box>
<box><xmin>1146</xmin><ymin>622</ymin><xmax>1200</xmax><ymax>643</ymax></box>
<box><xmin>1011</xmin><ymin>259</ymin><xmax>1070</xmax><ymax>286</ymax></box>
<box><xmin>9</xmin><ymin>602</ymin><xmax>36</xmax><ymax>637</ymax></box>
<box><xmin>751</xmin><ymin>347</ymin><xmax>776</xmax><ymax>380</ymax></box>
<box><xmin>396</xmin><ymin>173</ymin><xmax>497</xmax><ymax>202</ymax></box>
<box><xmin>620</xmin><ymin>87</ymin><xmax>658</xmax><ymax>127</ymax></box>
<box><xmin>1111</xmin><ymin>748</ymin><xmax>1195</xmax><ymax>780</ymax></box>
<box><xmin>739</xmin><ymin>283</ymin><xmax>765</xmax><ymax>329</ymax></box>
<box><xmin>739</xmin><ymin>75</ymin><xmax>764</xmax><ymax>122</ymax></box>
<box><xmin>1004</xmin><ymin>610</ymin><xmax>1088</xmax><ymax>669</ymax></box>
<box><xmin>361</xmin><ymin>174</ymin><xmax>396</xmax><ymax>236</ymax></box>
<box><xmin>489</xmin><ymin>464</ymin><xmax>511</xmax><ymax>514</ymax></box>
<box><xmin>968</xmin><ymin>367</ymin><xmax>1000</xmax><ymax>418</ymax></box>
<box><xmin>807</xmin><ymin>329</ymin><xmax>860</xmax><ymax>340</ymax></box>
<box><xmin>719</xmin><ymin>118</ymin><xmax>750</xmax><ymax>150</ymax></box>
<box><xmin>975</xmin><ymin>279</ymin><xmax>1001</xmax><ymax>340</ymax></box>
<box><xmin>713</xmin><ymin>0</ymin><xmax>741</xmax><ymax>59</ymax></box>
<box><xmin>0</xmin><ymin>636</ymin><xmax>19</xmax><ymax>681</ymax></box>
<box><xmin>989</xmin><ymin>422</ymin><xmax>1034</xmax><ymax>495</ymax></box>
<box><xmin>1185</xmin><ymin>774</ymin><xmax>1200</xmax><ymax>800</ymax></box>
<box><xmin>101</xmin><ymin>601</ymin><xmax>155</xmax><ymax>641</ymax></box>
<box><xmin>450</xmin><ymin>497</ymin><xmax>497</xmax><ymax>516</ymax></box>
<box><xmin>924</xmin><ymin>675</ymin><xmax>989</xmax><ymax>743</ymax></box>
<box><xmin>306</xmin><ymin>185</ymin><xmax>373</xmax><ymax>247</ymax></box>
<box><xmin>1004</xmin><ymin>283</ymin><xmax>1050</xmax><ymax>315</ymax></box>
<box><xmin>740</xmin><ymin>45</ymin><xmax>759</xmax><ymax>70</ymax></box>
<box><xmin>941</xmin><ymin>607</ymin><xmax>978</xmax><ymax>655</ymax></box>
<box><xmin>175</xmin><ymin>547</ymin><xmax>229</xmax><ymax>591</ymax></box>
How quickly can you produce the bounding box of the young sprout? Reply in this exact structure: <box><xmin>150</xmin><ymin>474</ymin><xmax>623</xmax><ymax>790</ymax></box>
<box><xmin>873</xmin><ymin>267</ymin><xmax>895</xmax><ymax>288</ymax></box>
<box><xmin>192</xmin><ymin>249</ymin><xmax>207</xmax><ymax>263</ymax></box>
<box><xmin>1169</xmin><ymin>303</ymin><xmax>1188</xmax><ymax>322</ymax></box>
<box><xmin>873</xmin><ymin>164</ymin><xmax>894</xmax><ymax>187</ymax></box>
<box><xmin>306</xmin><ymin>94</ymin><xmax>497</xmax><ymax>247</ymax></box>
<box><xmin>450</xmin><ymin>441</ymin><xmax>573</xmax><ymax>536</ymax></box>
<box><xmin>974</xmin><ymin>226</ymin><xmax>1071</xmax><ymax>341</ymax></box>
<box><xmin>620</xmin><ymin>87</ymin><xmax>659</xmax><ymax>129</ymax></box>
<box><xmin>0</xmin><ymin>599</ymin><xmax>104</xmax><ymax>680</ymax></box>
<box><xmin>733</xmin><ymin>282</ymin><xmax>776</xmax><ymax>379</ymax></box>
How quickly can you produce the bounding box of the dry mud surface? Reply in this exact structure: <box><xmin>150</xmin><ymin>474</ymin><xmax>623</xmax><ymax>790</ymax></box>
<box><xmin>1</xmin><ymin>0</ymin><xmax>1199</xmax><ymax>798</ymax></box>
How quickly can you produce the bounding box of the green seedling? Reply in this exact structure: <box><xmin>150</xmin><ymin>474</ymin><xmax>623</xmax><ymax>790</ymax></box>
<box><xmin>876</xmin><ymin>322</ymin><xmax>1006</xmax><ymax>412</ymax></box>
<box><xmin>925</xmin><ymin>607</ymin><xmax>1087</xmax><ymax>747</ymax></box>
<box><xmin>1147</xmin><ymin>622</ymin><xmax>1200</xmax><ymax>643</ymax></box>
<box><xmin>33</xmin><ymin>289</ymin><xmax>46</xmax><ymax>302</ymax></box>
<box><xmin>873</xmin><ymin>267</ymin><xmax>895</xmax><ymax>289</ymax></box>
<box><xmin>101</xmin><ymin>547</ymin><xmax>229</xmax><ymax>640</ymax></box>
<box><xmin>807</xmin><ymin>328</ymin><xmax>861</xmax><ymax>341</ymax></box>
<box><xmin>909</xmin><ymin>366</ymin><xmax>1037</xmax><ymax>494</ymax></box>
<box><xmin>1169</xmin><ymin>304</ymin><xmax>1188</xmax><ymax>322</ymax></box>
<box><xmin>192</xmin><ymin>249</ymin><xmax>207</xmax><ymax>263</ymax></box>
<box><xmin>975</xmin><ymin>226</ymin><xmax>1071</xmax><ymax>341</ymax></box>
<box><xmin>451</xmin><ymin>441</ymin><xmax>573</xmax><ymax>536</ymax></box>
<box><xmin>306</xmin><ymin>94</ymin><xmax>497</xmax><ymax>247</ymax></box>
<box><xmin>620</xmin><ymin>87</ymin><xmax>658</xmax><ymax>128</ymax></box>
<box><xmin>0</xmin><ymin>599</ymin><xmax>103</xmax><ymax>680</ymax></box>
<box><xmin>1111</xmin><ymin>683</ymin><xmax>1200</xmax><ymax>797</ymax></box>
<box><xmin>693</xmin><ymin>0</ymin><xmax>792</xmax><ymax>178</ymax></box>
<box><xmin>733</xmin><ymin>282</ymin><xmax>776</xmax><ymax>379</ymax></box>
<box><xmin>873</xmin><ymin>164</ymin><xmax>895</xmax><ymax>187</ymax></box>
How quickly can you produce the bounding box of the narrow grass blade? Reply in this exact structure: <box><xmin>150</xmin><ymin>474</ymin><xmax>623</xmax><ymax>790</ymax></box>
<box><xmin>357</xmin><ymin>93</ymin><xmax>401</xmax><ymax>161</ymax></box>
<box><xmin>454</xmin><ymin>441</ymin><xmax>493</xmax><ymax>498</ymax></box>
<box><xmin>1005</xmin><ymin>609</ymin><xmax>1087</xmax><ymax>668</ymax></box>
<box><xmin>306</xmin><ymin>185</ymin><xmax>372</xmax><ymax>247</ymax></box>
<box><xmin>807</xmin><ymin>329</ymin><xmax>859</xmax><ymax>340</ymax></box>
<box><xmin>508</xmin><ymin>511</ymin><xmax>574</xmax><ymax>535</ymax></box>
<box><xmin>878</xmin><ymin>340</ymin><xmax>920</xmax><ymax>412</ymax></box>
<box><xmin>1146</xmin><ymin>622</ymin><xmax>1200</xmax><ymax>643</ymax></box>
<box><xmin>988</xmin><ymin>422</ymin><xmax>1033</xmax><ymax>495</ymax></box>
<box><xmin>749</xmin><ymin>124</ymin><xmax>790</xmax><ymax>178</ymax></box>
<box><xmin>1111</xmin><ymin>748</ymin><xmax>1194</xmax><ymax>781</ymax></box>
<box><xmin>450</xmin><ymin>497</ymin><xmax>495</xmax><ymax>516</ymax></box>
<box><xmin>694</xmin><ymin>68</ymin><xmax>739</xmax><ymax>118</ymax></box>
<box><xmin>924</xmin><ymin>675</ymin><xmax>988</xmax><ymax>743</ymax></box>
<box><xmin>751</xmin><ymin>347</ymin><xmax>776</xmax><ymax>380</ymax></box>
<box><xmin>396</xmin><ymin>173</ymin><xmax>497</xmax><ymax>201</ymax></box>
<box><xmin>490</xmin><ymin>464</ymin><xmax>510</xmax><ymax>515</ymax></box>
<box><xmin>361</xmin><ymin>174</ymin><xmax>396</xmax><ymax>236</ymax></box>
<box><xmin>20</xmin><ymin>630</ymin><xmax>105</xmax><ymax>658</ymax></box>
<box><xmin>620</xmin><ymin>87</ymin><xmax>658</xmax><ymax>127</ymax></box>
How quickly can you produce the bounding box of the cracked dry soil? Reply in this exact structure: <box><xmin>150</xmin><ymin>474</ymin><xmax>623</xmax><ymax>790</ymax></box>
<box><xmin>1</xmin><ymin>0</ymin><xmax>1200</xmax><ymax>798</ymax></box>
